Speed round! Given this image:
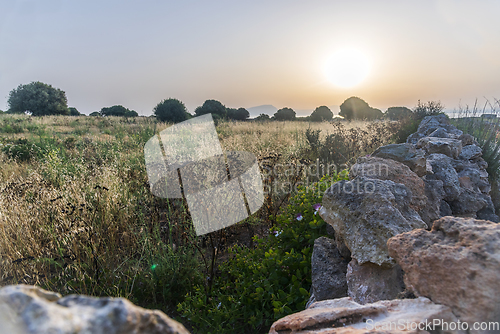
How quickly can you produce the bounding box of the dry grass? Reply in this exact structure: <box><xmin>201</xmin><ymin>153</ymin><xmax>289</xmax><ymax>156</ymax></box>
<box><xmin>0</xmin><ymin>114</ymin><xmax>401</xmax><ymax>317</ymax></box>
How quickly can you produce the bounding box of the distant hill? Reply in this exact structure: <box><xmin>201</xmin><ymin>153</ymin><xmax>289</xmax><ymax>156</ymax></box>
<box><xmin>247</xmin><ymin>105</ymin><xmax>278</xmax><ymax>118</ymax></box>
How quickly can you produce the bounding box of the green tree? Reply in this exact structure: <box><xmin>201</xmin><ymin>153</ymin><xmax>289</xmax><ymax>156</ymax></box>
<box><xmin>7</xmin><ymin>81</ymin><xmax>69</xmax><ymax>116</ymax></box>
<box><xmin>273</xmin><ymin>107</ymin><xmax>296</xmax><ymax>121</ymax></box>
<box><xmin>68</xmin><ymin>107</ymin><xmax>81</xmax><ymax>116</ymax></box>
<box><xmin>194</xmin><ymin>100</ymin><xmax>227</xmax><ymax>119</ymax></box>
<box><xmin>100</xmin><ymin>105</ymin><xmax>138</xmax><ymax>117</ymax></box>
<box><xmin>385</xmin><ymin>106</ymin><xmax>412</xmax><ymax>120</ymax></box>
<box><xmin>339</xmin><ymin>97</ymin><xmax>381</xmax><ymax>120</ymax></box>
<box><xmin>227</xmin><ymin>107</ymin><xmax>250</xmax><ymax>121</ymax></box>
<box><xmin>89</xmin><ymin>111</ymin><xmax>101</xmax><ymax>117</ymax></box>
<box><xmin>254</xmin><ymin>113</ymin><xmax>271</xmax><ymax>121</ymax></box>
<box><xmin>153</xmin><ymin>98</ymin><xmax>190</xmax><ymax>123</ymax></box>
<box><xmin>310</xmin><ymin>106</ymin><xmax>333</xmax><ymax>122</ymax></box>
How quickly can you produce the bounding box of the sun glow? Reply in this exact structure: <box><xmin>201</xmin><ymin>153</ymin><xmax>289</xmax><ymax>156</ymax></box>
<box><xmin>324</xmin><ymin>49</ymin><xmax>371</xmax><ymax>88</ymax></box>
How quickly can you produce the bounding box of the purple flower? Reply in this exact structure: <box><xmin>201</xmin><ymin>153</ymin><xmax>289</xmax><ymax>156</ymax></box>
<box><xmin>313</xmin><ymin>203</ymin><xmax>322</xmax><ymax>215</ymax></box>
<box><xmin>295</xmin><ymin>213</ymin><xmax>303</xmax><ymax>221</ymax></box>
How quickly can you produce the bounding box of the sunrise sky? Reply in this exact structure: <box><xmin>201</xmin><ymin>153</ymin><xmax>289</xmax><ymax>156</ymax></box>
<box><xmin>1</xmin><ymin>0</ymin><xmax>499</xmax><ymax>116</ymax></box>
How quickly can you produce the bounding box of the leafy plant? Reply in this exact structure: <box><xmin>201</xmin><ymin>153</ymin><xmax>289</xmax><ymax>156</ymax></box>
<box><xmin>177</xmin><ymin>172</ymin><xmax>349</xmax><ymax>334</ymax></box>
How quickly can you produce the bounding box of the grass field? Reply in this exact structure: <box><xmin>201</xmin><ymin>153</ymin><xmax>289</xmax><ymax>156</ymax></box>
<box><xmin>0</xmin><ymin>114</ymin><xmax>401</xmax><ymax>332</ymax></box>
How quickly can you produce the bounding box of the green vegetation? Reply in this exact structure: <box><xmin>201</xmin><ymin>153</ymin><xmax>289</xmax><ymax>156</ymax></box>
<box><xmin>339</xmin><ymin>96</ymin><xmax>382</xmax><ymax>120</ymax></box>
<box><xmin>177</xmin><ymin>172</ymin><xmax>348</xmax><ymax>334</ymax></box>
<box><xmin>7</xmin><ymin>81</ymin><xmax>69</xmax><ymax>116</ymax></box>
<box><xmin>309</xmin><ymin>106</ymin><xmax>333</xmax><ymax>122</ymax></box>
<box><xmin>99</xmin><ymin>105</ymin><xmax>138</xmax><ymax>117</ymax></box>
<box><xmin>0</xmin><ymin>114</ymin><xmax>403</xmax><ymax>333</ymax></box>
<box><xmin>273</xmin><ymin>107</ymin><xmax>296</xmax><ymax>121</ymax></box>
<box><xmin>154</xmin><ymin>98</ymin><xmax>191</xmax><ymax>123</ymax></box>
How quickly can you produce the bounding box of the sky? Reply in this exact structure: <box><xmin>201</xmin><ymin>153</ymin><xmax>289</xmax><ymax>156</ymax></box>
<box><xmin>1</xmin><ymin>0</ymin><xmax>500</xmax><ymax>117</ymax></box>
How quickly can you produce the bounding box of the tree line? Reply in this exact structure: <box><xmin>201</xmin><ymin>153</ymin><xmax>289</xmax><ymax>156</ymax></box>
<box><xmin>3</xmin><ymin>81</ymin><xmax>441</xmax><ymax>123</ymax></box>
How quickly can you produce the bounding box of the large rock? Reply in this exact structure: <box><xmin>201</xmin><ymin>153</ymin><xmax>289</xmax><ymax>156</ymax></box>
<box><xmin>416</xmin><ymin>137</ymin><xmax>462</xmax><ymax>159</ymax></box>
<box><xmin>426</xmin><ymin>154</ymin><xmax>461</xmax><ymax>202</ymax></box>
<box><xmin>388</xmin><ymin>216</ymin><xmax>500</xmax><ymax>325</ymax></box>
<box><xmin>350</xmin><ymin>156</ymin><xmax>427</xmax><ymax>214</ymax></box>
<box><xmin>416</xmin><ymin>114</ymin><xmax>463</xmax><ymax>138</ymax></box>
<box><xmin>459</xmin><ymin>144</ymin><xmax>482</xmax><ymax>160</ymax></box>
<box><xmin>311</xmin><ymin>237</ymin><xmax>349</xmax><ymax>302</ymax></box>
<box><xmin>269</xmin><ymin>297</ymin><xmax>459</xmax><ymax>334</ymax></box>
<box><xmin>346</xmin><ymin>259</ymin><xmax>405</xmax><ymax>305</ymax></box>
<box><xmin>0</xmin><ymin>285</ymin><xmax>190</xmax><ymax>334</ymax></box>
<box><xmin>371</xmin><ymin>143</ymin><xmax>427</xmax><ymax>176</ymax></box>
<box><xmin>320</xmin><ymin>176</ymin><xmax>426</xmax><ymax>266</ymax></box>
<box><xmin>422</xmin><ymin>178</ymin><xmax>446</xmax><ymax>225</ymax></box>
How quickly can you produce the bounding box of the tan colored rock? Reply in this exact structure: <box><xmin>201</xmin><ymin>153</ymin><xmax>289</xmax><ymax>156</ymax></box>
<box><xmin>320</xmin><ymin>177</ymin><xmax>426</xmax><ymax>266</ymax></box>
<box><xmin>0</xmin><ymin>284</ymin><xmax>190</xmax><ymax>334</ymax></box>
<box><xmin>269</xmin><ymin>297</ymin><xmax>459</xmax><ymax>334</ymax></box>
<box><xmin>388</xmin><ymin>216</ymin><xmax>500</xmax><ymax>325</ymax></box>
<box><xmin>350</xmin><ymin>156</ymin><xmax>427</xmax><ymax>214</ymax></box>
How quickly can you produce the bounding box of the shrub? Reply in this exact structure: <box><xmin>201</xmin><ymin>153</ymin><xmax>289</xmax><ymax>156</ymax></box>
<box><xmin>273</xmin><ymin>108</ymin><xmax>296</xmax><ymax>121</ymax></box>
<box><xmin>154</xmin><ymin>98</ymin><xmax>190</xmax><ymax>123</ymax></box>
<box><xmin>392</xmin><ymin>100</ymin><xmax>445</xmax><ymax>143</ymax></box>
<box><xmin>177</xmin><ymin>172</ymin><xmax>349</xmax><ymax>334</ymax></box>
<box><xmin>1</xmin><ymin>138</ymin><xmax>41</xmax><ymax>162</ymax></box>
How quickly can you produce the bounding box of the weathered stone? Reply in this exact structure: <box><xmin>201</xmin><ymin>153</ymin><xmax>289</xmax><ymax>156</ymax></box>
<box><xmin>311</xmin><ymin>237</ymin><xmax>349</xmax><ymax>302</ymax></box>
<box><xmin>459</xmin><ymin>144</ymin><xmax>482</xmax><ymax>160</ymax></box>
<box><xmin>449</xmin><ymin>189</ymin><xmax>488</xmax><ymax>217</ymax></box>
<box><xmin>417</xmin><ymin>114</ymin><xmax>463</xmax><ymax>138</ymax></box>
<box><xmin>421</xmin><ymin>178</ymin><xmax>445</xmax><ymax>226</ymax></box>
<box><xmin>388</xmin><ymin>216</ymin><xmax>500</xmax><ymax>325</ymax></box>
<box><xmin>350</xmin><ymin>156</ymin><xmax>427</xmax><ymax>214</ymax></box>
<box><xmin>416</xmin><ymin>137</ymin><xmax>462</xmax><ymax>159</ymax></box>
<box><xmin>428</xmin><ymin>127</ymin><xmax>451</xmax><ymax>138</ymax></box>
<box><xmin>269</xmin><ymin>297</ymin><xmax>459</xmax><ymax>334</ymax></box>
<box><xmin>0</xmin><ymin>285</ymin><xmax>190</xmax><ymax>334</ymax></box>
<box><xmin>459</xmin><ymin>133</ymin><xmax>476</xmax><ymax>146</ymax></box>
<box><xmin>440</xmin><ymin>200</ymin><xmax>453</xmax><ymax>216</ymax></box>
<box><xmin>371</xmin><ymin>143</ymin><xmax>427</xmax><ymax>176</ymax></box>
<box><xmin>426</xmin><ymin>154</ymin><xmax>461</xmax><ymax>201</ymax></box>
<box><xmin>346</xmin><ymin>259</ymin><xmax>405</xmax><ymax>305</ymax></box>
<box><xmin>319</xmin><ymin>177</ymin><xmax>426</xmax><ymax>266</ymax></box>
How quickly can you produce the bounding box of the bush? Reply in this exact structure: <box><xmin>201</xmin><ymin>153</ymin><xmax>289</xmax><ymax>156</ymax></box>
<box><xmin>100</xmin><ymin>105</ymin><xmax>138</xmax><ymax>117</ymax></box>
<box><xmin>1</xmin><ymin>138</ymin><xmax>41</xmax><ymax>162</ymax></box>
<box><xmin>154</xmin><ymin>98</ymin><xmax>191</xmax><ymax>123</ymax></box>
<box><xmin>392</xmin><ymin>100</ymin><xmax>444</xmax><ymax>143</ymax></box>
<box><xmin>273</xmin><ymin>108</ymin><xmax>296</xmax><ymax>121</ymax></box>
<box><xmin>177</xmin><ymin>172</ymin><xmax>348</xmax><ymax>334</ymax></box>
<box><xmin>305</xmin><ymin>122</ymin><xmax>401</xmax><ymax>166</ymax></box>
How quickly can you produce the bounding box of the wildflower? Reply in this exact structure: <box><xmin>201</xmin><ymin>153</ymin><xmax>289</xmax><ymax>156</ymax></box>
<box><xmin>313</xmin><ymin>203</ymin><xmax>322</xmax><ymax>215</ymax></box>
<box><xmin>274</xmin><ymin>230</ymin><xmax>282</xmax><ymax>237</ymax></box>
<box><xmin>296</xmin><ymin>213</ymin><xmax>303</xmax><ymax>221</ymax></box>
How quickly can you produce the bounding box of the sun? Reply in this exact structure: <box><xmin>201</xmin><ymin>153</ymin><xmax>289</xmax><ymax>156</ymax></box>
<box><xmin>324</xmin><ymin>49</ymin><xmax>371</xmax><ymax>88</ymax></box>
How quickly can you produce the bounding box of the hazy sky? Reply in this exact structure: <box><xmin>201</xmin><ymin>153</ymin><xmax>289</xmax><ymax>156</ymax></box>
<box><xmin>1</xmin><ymin>0</ymin><xmax>499</xmax><ymax>116</ymax></box>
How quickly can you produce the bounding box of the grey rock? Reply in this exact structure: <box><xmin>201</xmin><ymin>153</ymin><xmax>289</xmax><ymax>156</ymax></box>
<box><xmin>388</xmin><ymin>216</ymin><xmax>500</xmax><ymax>326</ymax></box>
<box><xmin>417</xmin><ymin>114</ymin><xmax>463</xmax><ymax>138</ymax></box>
<box><xmin>428</xmin><ymin>127</ymin><xmax>451</xmax><ymax>138</ymax></box>
<box><xmin>0</xmin><ymin>285</ymin><xmax>190</xmax><ymax>334</ymax></box>
<box><xmin>310</xmin><ymin>237</ymin><xmax>349</xmax><ymax>302</ymax></box>
<box><xmin>319</xmin><ymin>177</ymin><xmax>426</xmax><ymax>266</ymax></box>
<box><xmin>459</xmin><ymin>144</ymin><xmax>482</xmax><ymax>160</ymax></box>
<box><xmin>422</xmin><ymin>178</ymin><xmax>446</xmax><ymax>226</ymax></box>
<box><xmin>449</xmin><ymin>189</ymin><xmax>488</xmax><ymax>217</ymax></box>
<box><xmin>346</xmin><ymin>259</ymin><xmax>405</xmax><ymax>305</ymax></box>
<box><xmin>459</xmin><ymin>133</ymin><xmax>476</xmax><ymax>146</ymax></box>
<box><xmin>440</xmin><ymin>200</ymin><xmax>453</xmax><ymax>216</ymax></box>
<box><xmin>371</xmin><ymin>143</ymin><xmax>427</xmax><ymax>176</ymax></box>
<box><xmin>426</xmin><ymin>154</ymin><xmax>461</xmax><ymax>201</ymax></box>
<box><xmin>416</xmin><ymin>136</ymin><xmax>462</xmax><ymax>159</ymax></box>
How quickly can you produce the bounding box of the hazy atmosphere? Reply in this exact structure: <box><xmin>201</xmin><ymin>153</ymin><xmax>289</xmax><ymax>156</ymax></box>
<box><xmin>1</xmin><ymin>0</ymin><xmax>500</xmax><ymax>116</ymax></box>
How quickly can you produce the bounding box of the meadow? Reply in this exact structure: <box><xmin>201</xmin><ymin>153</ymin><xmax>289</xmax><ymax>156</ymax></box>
<box><xmin>0</xmin><ymin>114</ymin><xmax>403</xmax><ymax>333</ymax></box>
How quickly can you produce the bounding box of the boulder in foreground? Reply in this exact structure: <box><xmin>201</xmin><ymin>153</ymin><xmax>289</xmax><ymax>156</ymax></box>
<box><xmin>0</xmin><ymin>284</ymin><xmax>190</xmax><ymax>334</ymax></box>
<box><xmin>388</xmin><ymin>216</ymin><xmax>500</xmax><ymax>325</ymax></box>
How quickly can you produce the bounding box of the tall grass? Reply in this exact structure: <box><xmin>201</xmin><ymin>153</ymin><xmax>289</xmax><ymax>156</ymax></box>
<box><xmin>0</xmin><ymin>115</ymin><xmax>402</xmax><ymax>329</ymax></box>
